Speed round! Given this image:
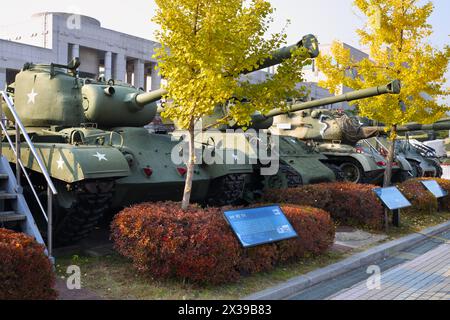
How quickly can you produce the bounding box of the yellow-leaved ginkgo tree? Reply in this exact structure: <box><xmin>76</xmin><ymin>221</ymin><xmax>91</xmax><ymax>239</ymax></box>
<box><xmin>153</xmin><ymin>0</ymin><xmax>313</xmax><ymax>209</ymax></box>
<box><xmin>317</xmin><ymin>0</ymin><xmax>450</xmax><ymax>187</ymax></box>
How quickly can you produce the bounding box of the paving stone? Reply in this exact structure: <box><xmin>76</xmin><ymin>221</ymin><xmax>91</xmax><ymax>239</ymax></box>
<box><xmin>330</xmin><ymin>243</ymin><xmax>449</xmax><ymax>300</ymax></box>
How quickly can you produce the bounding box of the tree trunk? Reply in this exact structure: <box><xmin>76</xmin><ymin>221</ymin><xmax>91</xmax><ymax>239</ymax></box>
<box><xmin>383</xmin><ymin>125</ymin><xmax>397</xmax><ymax>188</ymax></box>
<box><xmin>181</xmin><ymin>125</ymin><xmax>195</xmax><ymax>210</ymax></box>
<box><xmin>382</xmin><ymin>125</ymin><xmax>397</xmax><ymax>232</ymax></box>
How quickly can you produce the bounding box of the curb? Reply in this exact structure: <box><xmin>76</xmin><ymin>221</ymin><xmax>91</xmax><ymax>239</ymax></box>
<box><xmin>243</xmin><ymin>220</ymin><xmax>450</xmax><ymax>300</ymax></box>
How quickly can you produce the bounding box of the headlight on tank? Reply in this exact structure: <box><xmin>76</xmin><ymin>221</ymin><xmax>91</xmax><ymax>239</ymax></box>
<box><xmin>124</xmin><ymin>153</ymin><xmax>135</xmax><ymax>168</ymax></box>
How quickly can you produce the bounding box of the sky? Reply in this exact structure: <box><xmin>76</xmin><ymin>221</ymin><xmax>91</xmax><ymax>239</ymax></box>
<box><xmin>1</xmin><ymin>0</ymin><xmax>449</xmax><ymax>103</ymax></box>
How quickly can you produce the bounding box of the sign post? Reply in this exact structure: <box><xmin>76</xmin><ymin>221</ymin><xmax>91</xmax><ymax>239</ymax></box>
<box><xmin>373</xmin><ymin>187</ymin><xmax>412</xmax><ymax>227</ymax></box>
<box><xmin>420</xmin><ymin>180</ymin><xmax>448</xmax><ymax>211</ymax></box>
<box><xmin>223</xmin><ymin>205</ymin><xmax>298</xmax><ymax>248</ymax></box>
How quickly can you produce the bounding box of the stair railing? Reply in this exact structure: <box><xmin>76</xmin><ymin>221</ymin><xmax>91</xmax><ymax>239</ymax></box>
<box><xmin>0</xmin><ymin>91</ymin><xmax>58</xmax><ymax>258</ymax></box>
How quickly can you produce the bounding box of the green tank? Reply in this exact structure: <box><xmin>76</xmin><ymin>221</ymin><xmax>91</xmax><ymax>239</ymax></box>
<box><xmin>0</xmin><ymin>36</ymin><xmax>318</xmax><ymax>245</ymax></box>
<box><xmin>267</xmin><ymin>81</ymin><xmax>406</xmax><ymax>184</ymax></box>
<box><xmin>362</xmin><ymin>121</ymin><xmax>450</xmax><ymax>178</ymax></box>
<box><xmin>171</xmin><ymin>80</ymin><xmax>401</xmax><ymax>200</ymax></box>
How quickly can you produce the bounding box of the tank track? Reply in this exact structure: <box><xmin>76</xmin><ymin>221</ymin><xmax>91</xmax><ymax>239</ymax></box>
<box><xmin>24</xmin><ymin>180</ymin><xmax>114</xmax><ymax>247</ymax></box>
<box><xmin>324</xmin><ymin>163</ymin><xmax>345</xmax><ymax>181</ymax></box>
<box><xmin>431</xmin><ymin>161</ymin><xmax>443</xmax><ymax>178</ymax></box>
<box><xmin>280</xmin><ymin>163</ymin><xmax>303</xmax><ymax>188</ymax></box>
<box><xmin>55</xmin><ymin>185</ymin><xmax>113</xmax><ymax>246</ymax></box>
<box><xmin>206</xmin><ymin>174</ymin><xmax>247</xmax><ymax>206</ymax></box>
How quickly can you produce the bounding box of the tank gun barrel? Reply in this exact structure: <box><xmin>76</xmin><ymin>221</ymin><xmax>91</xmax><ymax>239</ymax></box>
<box><xmin>134</xmin><ymin>88</ymin><xmax>169</xmax><ymax>107</ymax></box>
<box><xmin>253</xmin><ymin>80</ymin><xmax>401</xmax><ymax>123</ymax></box>
<box><xmin>143</xmin><ymin>35</ymin><xmax>319</xmax><ymax>108</ymax></box>
<box><xmin>243</xmin><ymin>34</ymin><xmax>319</xmax><ymax>74</ymax></box>
<box><xmin>370</xmin><ymin>120</ymin><xmax>450</xmax><ymax>133</ymax></box>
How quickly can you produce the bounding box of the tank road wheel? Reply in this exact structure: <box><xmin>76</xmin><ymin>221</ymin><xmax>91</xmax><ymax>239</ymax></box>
<box><xmin>206</xmin><ymin>174</ymin><xmax>246</xmax><ymax>206</ymax></box>
<box><xmin>339</xmin><ymin>160</ymin><xmax>364</xmax><ymax>183</ymax></box>
<box><xmin>409</xmin><ymin>160</ymin><xmax>423</xmax><ymax>178</ymax></box>
<box><xmin>260</xmin><ymin>163</ymin><xmax>303</xmax><ymax>190</ymax></box>
<box><xmin>432</xmin><ymin>161</ymin><xmax>443</xmax><ymax>178</ymax></box>
<box><xmin>24</xmin><ymin>180</ymin><xmax>114</xmax><ymax>247</ymax></box>
<box><xmin>392</xmin><ymin>170</ymin><xmax>412</xmax><ymax>183</ymax></box>
<box><xmin>325</xmin><ymin>164</ymin><xmax>346</xmax><ymax>182</ymax></box>
<box><xmin>280</xmin><ymin>164</ymin><xmax>303</xmax><ymax>188</ymax></box>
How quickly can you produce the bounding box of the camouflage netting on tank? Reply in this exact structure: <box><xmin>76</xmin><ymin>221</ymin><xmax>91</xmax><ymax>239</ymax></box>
<box><xmin>336</xmin><ymin>114</ymin><xmax>379</xmax><ymax>145</ymax></box>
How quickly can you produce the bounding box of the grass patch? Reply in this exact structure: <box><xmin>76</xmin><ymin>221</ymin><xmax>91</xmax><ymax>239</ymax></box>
<box><xmin>55</xmin><ymin>250</ymin><xmax>345</xmax><ymax>300</ymax></box>
<box><xmin>371</xmin><ymin>211</ymin><xmax>450</xmax><ymax>240</ymax></box>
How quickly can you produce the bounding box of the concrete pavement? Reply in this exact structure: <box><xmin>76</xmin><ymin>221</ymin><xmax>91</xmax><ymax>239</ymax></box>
<box><xmin>329</xmin><ymin>242</ymin><xmax>449</xmax><ymax>300</ymax></box>
<box><xmin>288</xmin><ymin>229</ymin><xmax>450</xmax><ymax>300</ymax></box>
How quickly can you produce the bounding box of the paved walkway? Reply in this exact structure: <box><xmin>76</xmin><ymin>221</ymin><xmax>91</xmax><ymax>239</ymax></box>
<box><xmin>329</xmin><ymin>243</ymin><xmax>449</xmax><ymax>300</ymax></box>
<box><xmin>289</xmin><ymin>230</ymin><xmax>450</xmax><ymax>300</ymax></box>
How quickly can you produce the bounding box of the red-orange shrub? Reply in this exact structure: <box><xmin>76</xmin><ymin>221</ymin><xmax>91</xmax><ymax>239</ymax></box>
<box><xmin>418</xmin><ymin>178</ymin><xmax>450</xmax><ymax>211</ymax></box>
<box><xmin>0</xmin><ymin>229</ymin><xmax>56</xmax><ymax>300</ymax></box>
<box><xmin>276</xmin><ymin>205</ymin><xmax>335</xmax><ymax>262</ymax></box>
<box><xmin>397</xmin><ymin>179</ymin><xmax>437</xmax><ymax>215</ymax></box>
<box><xmin>111</xmin><ymin>202</ymin><xmax>335</xmax><ymax>285</ymax></box>
<box><xmin>111</xmin><ymin>202</ymin><xmax>241</xmax><ymax>285</ymax></box>
<box><xmin>263</xmin><ymin>182</ymin><xmax>385</xmax><ymax>229</ymax></box>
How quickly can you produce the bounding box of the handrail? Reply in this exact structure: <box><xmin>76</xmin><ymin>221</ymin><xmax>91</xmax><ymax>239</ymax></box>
<box><xmin>1</xmin><ymin>92</ymin><xmax>57</xmax><ymax>194</ymax></box>
<box><xmin>0</xmin><ymin>91</ymin><xmax>57</xmax><ymax>258</ymax></box>
<box><xmin>0</xmin><ymin>121</ymin><xmax>48</xmax><ymax>220</ymax></box>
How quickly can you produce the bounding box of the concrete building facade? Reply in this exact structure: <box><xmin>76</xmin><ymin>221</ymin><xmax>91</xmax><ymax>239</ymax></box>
<box><xmin>0</xmin><ymin>12</ymin><xmax>365</xmax><ymax>111</ymax></box>
<box><xmin>303</xmin><ymin>42</ymin><xmax>370</xmax><ymax>110</ymax></box>
<box><xmin>0</xmin><ymin>12</ymin><xmax>162</xmax><ymax>92</ymax></box>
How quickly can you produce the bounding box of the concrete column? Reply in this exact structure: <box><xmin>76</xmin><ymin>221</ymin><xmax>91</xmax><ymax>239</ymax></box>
<box><xmin>57</xmin><ymin>42</ymin><xmax>69</xmax><ymax>65</ymax></box>
<box><xmin>114</xmin><ymin>53</ymin><xmax>126</xmax><ymax>82</ymax></box>
<box><xmin>133</xmin><ymin>59</ymin><xmax>145</xmax><ymax>89</ymax></box>
<box><xmin>71</xmin><ymin>44</ymin><xmax>80</xmax><ymax>59</ymax></box>
<box><xmin>150</xmin><ymin>62</ymin><xmax>162</xmax><ymax>90</ymax></box>
<box><xmin>0</xmin><ymin>68</ymin><xmax>6</xmax><ymax>90</ymax></box>
<box><xmin>104</xmin><ymin>51</ymin><xmax>112</xmax><ymax>80</ymax></box>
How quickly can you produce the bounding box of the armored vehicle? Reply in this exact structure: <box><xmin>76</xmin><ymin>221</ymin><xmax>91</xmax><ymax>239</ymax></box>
<box><xmin>170</xmin><ymin>80</ymin><xmax>401</xmax><ymax>199</ymax></box>
<box><xmin>0</xmin><ymin>36</ymin><xmax>319</xmax><ymax>244</ymax></box>
<box><xmin>363</xmin><ymin>121</ymin><xmax>450</xmax><ymax>178</ymax></box>
<box><xmin>268</xmin><ymin>81</ymin><xmax>406</xmax><ymax>184</ymax></box>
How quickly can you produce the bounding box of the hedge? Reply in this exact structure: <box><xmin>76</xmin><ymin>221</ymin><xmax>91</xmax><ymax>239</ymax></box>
<box><xmin>397</xmin><ymin>178</ymin><xmax>450</xmax><ymax>214</ymax></box>
<box><xmin>263</xmin><ymin>182</ymin><xmax>385</xmax><ymax>229</ymax></box>
<box><xmin>422</xmin><ymin>178</ymin><xmax>450</xmax><ymax>211</ymax></box>
<box><xmin>111</xmin><ymin>202</ymin><xmax>335</xmax><ymax>285</ymax></box>
<box><xmin>0</xmin><ymin>229</ymin><xmax>57</xmax><ymax>300</ymax></box>
<box><xmin>397</xmin><ymin>179</ymin><xmax>438</xmax><ymax>215</ymax></box>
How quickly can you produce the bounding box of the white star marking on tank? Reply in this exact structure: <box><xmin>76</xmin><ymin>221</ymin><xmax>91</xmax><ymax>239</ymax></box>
<box><xmin>93</xmin><ymin>152</ymin><xmax>108</xmax><ymax>161</ymax></box>
<box><xmin>56</xmin><ymin>156</ymin><xmax>64</xmax><ymax>169</ymax></box>
<box><xmin>27</xmin><ymin>88</ymin><xmax>38</xmax><ymax>104</ymax></box>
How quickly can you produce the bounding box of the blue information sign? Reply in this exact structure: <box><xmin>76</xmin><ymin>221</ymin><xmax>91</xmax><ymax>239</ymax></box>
<box><xmin>224</xmin><ymin>205</ymin><xmax>298</xmax><ymax>247</ymax></box>
<box><xmin>373</xmin><ymin>187</ymin><xmax>412</xmax><ymax>210</ymax></box>
<box><xmin>421</xmin><ymin>180</ymin><xmax>448</xmax><ymax>198</ymax></box>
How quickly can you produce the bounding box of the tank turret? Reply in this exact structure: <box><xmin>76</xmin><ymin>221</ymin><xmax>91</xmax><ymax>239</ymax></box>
<box><xmin>262</xmin><ymin>80</ymin><xmax>401</xmax><ymax>138</ymax></box>
<box><xmin>5</xmin><ymin>58</ymin><xmax>164</xmax><ymax>128</ymax></box>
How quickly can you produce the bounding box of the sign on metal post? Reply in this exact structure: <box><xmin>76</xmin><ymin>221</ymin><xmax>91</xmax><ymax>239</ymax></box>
<box><xmin>421</xmin><ymin>180</ymin><xmax>448</xmax><ymax>198</ymax></box>
<box><xmin>374</xmin><ymin>187</ymin><xmax>412</xmax><ymax>210</ymax></box>
<box><xmin>373</xmin><ymin>187</ymin><xmax>412</xmax><ymax>227</ymax></box>
<box><xmin>224</xmin><ymin>205</ymin><xmax>298</xmax><ymax>248</ymax></box>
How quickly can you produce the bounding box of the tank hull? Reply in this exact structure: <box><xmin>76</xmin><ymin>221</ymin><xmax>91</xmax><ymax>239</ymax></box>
<box><xmin>171</xmin><ymin>130</ymin><xmax>336</xmax><ymax>200</ymax></box>
<box><xmin>2</xmin><ymin>127</ymin><xmax>253</xmax><ymax>244</ymax></box>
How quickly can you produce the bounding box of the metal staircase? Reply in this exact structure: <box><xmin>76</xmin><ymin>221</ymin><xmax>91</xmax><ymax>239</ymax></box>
<box><xmin>0</xmin><ymin>91</ymin><xmax>57</xmax><ymax>258</ymax></box>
